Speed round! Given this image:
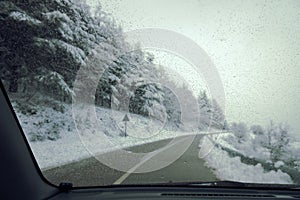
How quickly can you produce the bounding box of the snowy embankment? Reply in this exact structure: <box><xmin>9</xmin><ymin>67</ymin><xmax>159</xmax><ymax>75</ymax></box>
<box><xmin>13</xmin><ymin>101</ymin><xmax>191</xmax><ymax>170</ymax></box>
<box><xmin>199</xmin><ymin>133</ymin><xmax>294</xmax><ymax>184</ymax></box>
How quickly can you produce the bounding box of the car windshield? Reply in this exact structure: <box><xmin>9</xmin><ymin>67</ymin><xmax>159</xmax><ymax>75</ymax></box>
<box><xmin>1</xmin><ymin>0</ymin><xmax>300</xmax><ymax>187</ymax></box>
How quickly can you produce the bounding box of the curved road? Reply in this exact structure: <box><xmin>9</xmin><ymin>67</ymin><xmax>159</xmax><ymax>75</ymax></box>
<box><xmin>43</xmin><ymin>135</ymin><xmax>218</xmax><ymax>187</ymax></box>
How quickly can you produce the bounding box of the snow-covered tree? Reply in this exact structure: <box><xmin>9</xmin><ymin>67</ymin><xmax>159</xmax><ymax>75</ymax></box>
<box><xmin>1</xmin><ymin>0</ymin><xmax>166</xmax><ymax>111</ymax></box>
<box><xmin>95</xmin><ymin>49</ymin><xmax>167</xmax><ymax>121</ymax></box>
<box><xmin>230</xmin><ymin>122</ymin><xmax>248</xmax><ymax>143</ymax></box>
<box><xmin>197</xmin><ymin>91</ymin><xmax>225</xmax><ymax>130</ymax></box>
<box><xmin>197</xmin><ymin>91</ymin><xmax>212</xmax><ymax>130</ymax></box>
<box><xmin>266</xmin><ymin>122</ymin><xmax>290</xmax><ymax>162</ymax></box>
<box><xmin>129</xmin><ymin>83</ymin><xmax>166</xmax><ymax>121</ymax></box>
<box><xmin>223</xmin><ymin>119</ymin><xmax>229</xmax><ymax>130</ymax></box>
<box><xmin>1</xmin><ymin>0</ymin><xmax>189</xmax><ymax>137</ymax></box>
<box><xmin>162</xmin><ymin>86</ymin><xmax>181</xmax><ymax>127</ymax></box>
<box><xmin>211</xmin><ymin>99</ymin><xmax>225</xmax><ymax>129</ymax></box>
<box><xmin>0</xmin><ymin>0</ymin><xmax>42</xmax><ymax>92</ymax></box>
<box><xmin>251</xmin><ymin>121</ymin><xmax>291</xmax><ymax>162</ymax></box>
<box><xmin>250</xmin><ymin>124</ymin><xmax>264</xmax><ymax>135</ymax></box>
<box><xmin>0</xmin><ymin>0</ymin><xmax>91</xmax><ymax>96</ymax></box>
<box><xmin>174</xmin><ymin>84</ymin><xmax>198</xmax><ymax>130</ymax></box>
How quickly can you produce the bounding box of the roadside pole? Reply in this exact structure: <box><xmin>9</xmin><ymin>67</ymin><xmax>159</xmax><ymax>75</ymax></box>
<box><xmin>122</xmin><ymin>114</ymin><xmax>130</xmax><ymax>137</ymax></box>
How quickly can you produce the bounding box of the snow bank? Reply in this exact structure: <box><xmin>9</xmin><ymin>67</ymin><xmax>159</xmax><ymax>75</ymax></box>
<box><xmin>199</xmin><ymin>136</ymin><xmax>293</xmax><ymax>184</ymax></box>
<box><xmin>216</xmin><ymin>132</ymin><xmax>271</xmax><ymax>161</ymax></box>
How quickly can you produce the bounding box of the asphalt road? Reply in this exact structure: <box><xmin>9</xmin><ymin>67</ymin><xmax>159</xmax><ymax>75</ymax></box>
<box><xmin>43</xmin><ymin>135</ymin><xmax>218</xmax><ymax>187</ymax></box>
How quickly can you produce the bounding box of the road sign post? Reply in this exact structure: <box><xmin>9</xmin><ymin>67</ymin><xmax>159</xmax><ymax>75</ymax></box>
<box><xmin>122</xmin><ymin>114</ymin><xmax>130</xmax><ymax>137</ymax></box>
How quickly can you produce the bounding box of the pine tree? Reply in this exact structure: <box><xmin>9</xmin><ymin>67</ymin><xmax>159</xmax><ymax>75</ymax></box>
<box><xmin>197</xmin><ymin>91</ymin><xmax>212</xmax><ymax>130</ymax></box>
<box><xmin>0</xmin><ymin>0</ymin><xmax>124</xmax><ymax>99</ymax></box>
<box><xmin>1</xmin><ymin>0</ymin><xmax>172</xmax><ymax>126</ymax></box>
<box><xmin>211</xmin><ymin>99</ymin><xmax>225</xmax><ymax>129</ymax></box>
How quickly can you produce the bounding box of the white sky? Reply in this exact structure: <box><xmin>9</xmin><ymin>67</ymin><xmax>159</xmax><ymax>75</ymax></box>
<box><xmin>87</xmin><ymin>0</ymin><xmax>300</xmax><ymax>138</ymax></box>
